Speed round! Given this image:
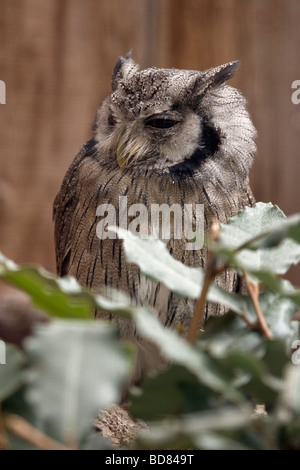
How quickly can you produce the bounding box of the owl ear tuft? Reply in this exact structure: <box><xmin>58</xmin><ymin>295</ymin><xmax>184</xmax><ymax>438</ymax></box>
<box><xmin>192</xmin><ymin>61</ymin><xmax>240</xmax><ymax>104</ymax></box>
<box><xmin>205</xmin><ymin>60</ymin><xmax>240</xmax><ymax>89</ymax></box>
<box><xmin>111</xmin><ymin>51</ymin><xmax>139</xmax><ymax>91</ymax></box>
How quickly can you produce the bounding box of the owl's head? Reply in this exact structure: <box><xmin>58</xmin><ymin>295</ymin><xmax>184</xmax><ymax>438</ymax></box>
<box><xmin>95</xmin><ymin>52</ymin><xmax>256</xmax><ymax>179</ymax></box>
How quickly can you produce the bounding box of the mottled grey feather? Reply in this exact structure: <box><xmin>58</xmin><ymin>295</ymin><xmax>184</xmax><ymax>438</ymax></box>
<box><xmin>53</xmin><ymin>55</ymin><xmax>256</xmax><ymax>382</ymax></box>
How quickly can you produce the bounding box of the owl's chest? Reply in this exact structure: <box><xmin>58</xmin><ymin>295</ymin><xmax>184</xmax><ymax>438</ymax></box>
<box><xmin>84</xmin><ymin>169</ymin><xmax>213</xmax><ymax>267</ymax></box>
<box><xmin>95</xmin><ymin>168</ymin><xmax>205</xmax><ymax>209</ymax></box>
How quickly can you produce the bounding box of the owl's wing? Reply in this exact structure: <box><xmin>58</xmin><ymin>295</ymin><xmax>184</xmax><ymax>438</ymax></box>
<box><xmin>53</xmin><ymin>138</ymin><xmax>98</xmax><ymax>276</ymax></box>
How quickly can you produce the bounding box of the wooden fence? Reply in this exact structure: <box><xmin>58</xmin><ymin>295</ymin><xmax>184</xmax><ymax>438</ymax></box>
<box><xmin>0</xmin><ymin>0</ymin><xmax>299</xmax><ymax>283</ymax></box>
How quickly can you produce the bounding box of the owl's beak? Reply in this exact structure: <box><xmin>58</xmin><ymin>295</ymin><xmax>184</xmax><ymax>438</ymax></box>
<box><xmin>116</xmin><ymin>144</ymin><xmax>129</xmax><ymax>168</ymax></box>
<box><xmin>116</xmin><ymin>135</ymin><xmax>142</xmax><ymax>168</ymax></box>
<box><xmin>116</xmin><ymin>137</ymin><xmax>138</xmax><ymax>168</ymax></box>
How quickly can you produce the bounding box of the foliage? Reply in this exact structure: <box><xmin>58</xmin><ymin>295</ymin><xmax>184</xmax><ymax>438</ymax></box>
<box><xmin>0</xmin><ymin>202</ymin><xmax>300</xmax><ymax>449</ymax></box>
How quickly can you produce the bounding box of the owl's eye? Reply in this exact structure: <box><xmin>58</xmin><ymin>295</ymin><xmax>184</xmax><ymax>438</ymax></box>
<box><xmin>145</xmin><ymin>118</ymin><xmax>178</xmax><ymax>129</ymax></box>
<box><xmin>108</xmin><ymin>114</ymin><xmax>117</xmax><ymax>127</ymax></box>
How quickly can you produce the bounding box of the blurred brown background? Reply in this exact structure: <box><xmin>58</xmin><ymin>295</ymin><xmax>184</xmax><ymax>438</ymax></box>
<box><xmin>0</xmin><ymin>0</ymin><xmax>299</xmax><ymax>284</ymax></box>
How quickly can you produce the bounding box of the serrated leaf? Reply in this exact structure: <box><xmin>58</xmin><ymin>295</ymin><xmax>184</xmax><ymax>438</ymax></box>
<box><xmin>192</xmin><ymin>431</ymin><xmax>259</xmax><ymax>450</ymax></box>
<box><xmin>198</xmin><ymin>313</ymin><xmax>290</xmax><ymax>402</ymax></box>
<box><xmin>276</xmin><ymin>364</ymin><xmax>300</xmax><ymax>421</ymax></box>
<box><xmin>129</xmin><ymin>365</ymin><xmax>217</xmax><ymax>421</ymax></box>
<box><xmin>0</xmin><ymin>254</ymin><xmax>91</xmax><ymax>319</ymax></box>
<box><xmin>131</xmin><ymin>307</ymin><xmax>242</xmax><ymax>401</ymax></box>
<box><xmin>242</xmin><ymin>213</ymin><xmax>300</xmax><ymax>249</ymax></box>
<box><xmin>2</xmin><ymin>229</ymin><xmax>291</xmax><ymax>332</ymax></box>
<box><xmin>225</xmin><ymin>351</ymin><xmax>265</xmax><ymax>377</ymax></box>
<box><xmin>24</xmin><ymin>320</ymin><xmax>131</xmax><ymax>445</ymax></box>
<box><xmin>134</xmin><ymin>407</ymin><xmax>253</xmax><ymax>450</ymax></box>
<box><xmin>221</xmin><ymin>203</ymin><xmax>287</xmax><ymax>248</ymax></box>
<box><xmin>111</xmin><ymin>227</ymin><xmax>255</xmax><ymax>317</ymax></box>
<box><xmin>220</xmin><ymin>203</ymin><xmax>300</xmax><ymax>275</ymax></box>
<box><xmin>263</xmin><ymin>340</ymin><xmax>289</xmax><ymax>378</ymax></box>
<box><xmin>199</xmin><ymin>313</ymin><xmax>261</xmax><ymax>358</ymax></box>
<box><xmin>233</xmin><ymin>340</ymin><xmax>288</xmax><ymax>407</ymax></box>
<box><xmin>0</xmin><ymin>252</ymin><xmax>136</xmax><ymax>320</ymax></box>
<box><xmin>227</xmin><ymin>350</ymin><xmax>282</xmax><ymax>406</ymax></box>
<box><xmin>111</xmin><ymin>227</ymin><xmax>203</xmax><ymax>298</ymax></box>
<box><xmin>80</xmin><ymin>431</ymin><xmax>115</xmax><ymax>450</ymax></box>
<box><xmin>259</xmin><ymin>291</ymin><xmax>298</xmax><ymax>341</ymax></box>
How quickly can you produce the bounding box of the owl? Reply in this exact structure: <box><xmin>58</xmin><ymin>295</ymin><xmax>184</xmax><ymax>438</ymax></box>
<box><xmin>53</xmin><ymin>52</ymin><xmax>256</xmax><ymax>382</ymax></box>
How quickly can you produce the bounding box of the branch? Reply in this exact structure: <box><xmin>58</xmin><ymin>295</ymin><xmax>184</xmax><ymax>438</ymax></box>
<box><xmin>186</xmin><ymin>218</ymin><xmax>223</xmax><ymax>343</ymax></box>
<box><xmin>186</xmin><ymin>260</ymin><xmax>215</xmax><ymax>343</ymax></box>
<box><xmin>186</xmin><ymin>218</ymin><xmax>273</xmax><ymax>343</ymax></box>
<box><xmin>5</xmin><ymin>414</ymin><xmax>71</xmax><ymax>450</ymax></box>
<box><xmin>243</xmin><ymin>271</ymin><xmax>273</xmax><ymax>339</ymax></box>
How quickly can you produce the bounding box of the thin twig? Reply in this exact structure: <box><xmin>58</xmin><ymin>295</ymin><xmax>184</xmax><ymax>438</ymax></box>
<box><xmin>186</xmin><ymin>217</ymin><xmax>273</xmax><ymax>342</ymax></box>
<box><xmin>236</xmin><ymin>311</ymin><xmax>258</xmax><ymax>329</ymax></box>
<box><xmin>186</xmin><ymin>218</ymin><xmax>224</xmax><ymax>343</ymax></box>
<box><xmin>186</xmin><ymin>261</ymin><xmax>215</xmax><ymax>343</ymax></box>
<box><xmin>243</xmin><ymin>271</ymin><xmax>273</xmax><ymax>339</ymax></box>
<box><xmin>5</xmin><ymin>414</ymin><xmax>71</xmax><ymax>450</ymax></box>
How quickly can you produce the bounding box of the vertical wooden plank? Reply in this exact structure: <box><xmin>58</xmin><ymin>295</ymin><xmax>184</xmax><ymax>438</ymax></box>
<box><xmin>0</xmin><ymin>0</ymin><xmax>299</xmax><ymax>285</ymax></box>
<box><xmin>157</xmin><ymin>0</ymin><xmax>300</xmax><ymax>209</ymax></box>
<box><xmin>0</xmin><ymin>0</ymin><xmax>60</xmax><ymax>270</ymax></box>
<box><xmin>157</xmin><ymin>0</ymin><xmax>300</xmax><ymax>284</ymax></box>
<box><xmin>0</xmin><ymin>0</ymin><xmax>149</xmax><ymax>272</ymax></box>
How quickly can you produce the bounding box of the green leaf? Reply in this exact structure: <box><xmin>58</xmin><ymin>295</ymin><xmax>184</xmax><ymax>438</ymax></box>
<box><xmin>129</xmin><ymin>365</ymin><xmax>218</xmax><ymax>421</ymax></box>
<box><xmin>111</xmin><ymin>227</ymin><xmax>203</xmax><ymax>298</ymax></box>
<box><xmin>263</xmin><ymin>340</ymin><xmax>290</xmax><ymax>378</ymax></box>
<box><xmin>221</xmin><ymin>203</ymin><xmax>287</xmax><ymax>248</ymax></box>
<box><xmin>131</xmin><ymin>307</ymin><xmax>242</xmax><ymax>401</ymax></box>
<box><xmin>80</xmin><ymin>431</ymin><xmax>115</xmax><ymax>450</ymax></box>
<box><xmin>198</xmin><ymin>314</ymin><xmax>289</xmax><ymax>406</ymax></box>
<box><xmin>0</xmin><ymin>254</ymin><xmax>91</xmax><ymax>319</ymax></box>
<box><xmin>242</xmin><ymin>213</ymin><xmax>300</xmax><ymax>249</ymax></box>
<box><xmin>241</xmin><ymin>376</ymin><xmax>279</xmax><ymax>407</ymax></box>
<box><xmin>24</xmin><ymin>320</ymin><xmax>131</xmax><ymax>445</ymax></box>
<box><xmin>134</xmin><ymin>407</ymin><xmax>253</xmax><ymax>450</ymax></box>
<box><xmin>191</xmin><ymin>431</ymin><xmax>261</xmax><ymax>450</ymax></box>
<box><xmin>232</xmin><ymin>340</ymin><xmax>289</xmax><ymax>408</ymax></box>
<box><xmin>259</xmin><ymin>291</ymin><xmax>298</xmax><ymax>341</ymax></box>
<box><xmin>288</xmin><ymin>217</ymin><xmax>300</xmax><ymax>244</ymax></box>
<box><xmin>0</xmin><ymin>252</ymin><xmax>135</xmax><ymax>320</ymax></box>
<box><xmin>111</xmin><ymin>227</ymin><xmax>258</xmax><ymax>317</ymax></box>
<box><xmin>220</xmin><ymin>203</ymin><xmax>300</xmax><ymax>275</ymax></box>
<box><xmin>276</xmin><ymin>364</ymin><xmax>300</xmax><ymax>420</ymax></box>
<box><xmin>199</xmin><ymin>313</ymin><xmax>261</xmax><ymax>357</ymax></box>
